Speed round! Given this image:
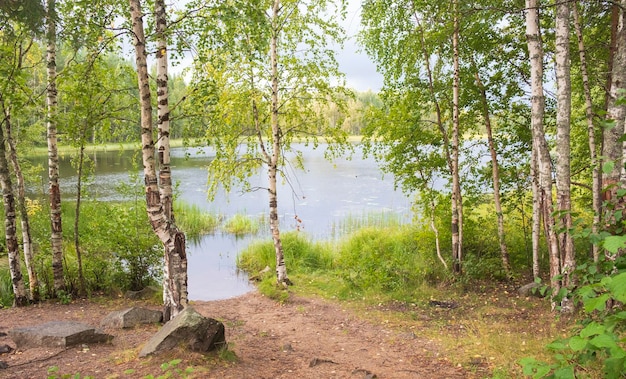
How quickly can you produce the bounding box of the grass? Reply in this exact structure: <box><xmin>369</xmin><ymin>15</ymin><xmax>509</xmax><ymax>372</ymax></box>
<box><xmin>236</xmin><ymin>222</ymin><xmax>576</xmax><ymax>377</ymax></box>
<box><xmin>222</xmin><ymin>214</ymin><xmax>263</xmax><ymax>236</ymax></box>
<box><xmin>329</xmin><ymin>210</ymin><xmax>407</xmax><ymax>239</ymax></box>
<box><xmin>174</xmin><ymin>201</ymin><xmax>221</xmax><ymax>240</ymax></box>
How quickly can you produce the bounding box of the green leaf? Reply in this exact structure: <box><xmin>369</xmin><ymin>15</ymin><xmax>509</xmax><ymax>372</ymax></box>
<box><xmin>604</xmin><ymin>356</ymin><xmax>626</xmax><ymax>379</ymax></box>
<box><xmin>607</xmin><ymin>272</ymin><xmax>626</xmax><ymax>303</ymax></box>
<box><xmin>580</xmin><ymin>322</ymin><xmax>605</xmax><ymax>338</ymax></box>
<box><xmin>603</xmin><ymin>161</ymin><xmax>616</xmax><ymax>174</ymax></box>
<box><xmin>568</xmin><ymin>335</ymin><xmax>588</xmax><ymax>352</ymax></box>
<box><xmin>604</xmin><ymin>236</ymin><xmax>626</xmax><ymax>255</ymax></box>
<box><xmin>553</xmin><ymin>366</ymin><xmax>575</xmax><ymax>379</ymax></box>
<box><xmin>547</xmin><ymin>340</ymin><xmax>568</xmax><ymax>351</ymax></box>
<box><xmin>583</xmin><ymin>293</ymin><xmax>609</xmax><ymax>313</ymax></box>
<box><xmin>519</xmin><ymin>357</ymin><xmax>553</xmax><ymax>379</ymax></box>
<box><xmin>590</xmin><ymin>333</ymin><xmax>618</xmax><ymax>349</ymax></box>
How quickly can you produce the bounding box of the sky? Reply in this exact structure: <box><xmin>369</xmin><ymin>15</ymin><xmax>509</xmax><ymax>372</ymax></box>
<box><xmin>167</xmin><ymin>0</ymin><xmax>383</xmax><ymax>92</ymax></box>
<box><xmin>335</xmin><ymin>0</ymin><xmax>383</xmax><ymax>92</ymax></box>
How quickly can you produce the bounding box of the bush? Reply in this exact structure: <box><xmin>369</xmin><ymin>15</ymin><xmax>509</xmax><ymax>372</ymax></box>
<box><xmin>336</xmin><ymin>225</ymin><xmax>443</xmax><ymax>293</ymax></box>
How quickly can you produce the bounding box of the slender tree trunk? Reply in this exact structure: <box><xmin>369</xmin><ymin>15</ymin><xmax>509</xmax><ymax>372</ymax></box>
<box><xmin>555</xmin><ymin>0</ymin><xmax>575</xmax><ymax>290</ymax></box>
<box><xmin>6</xmin><ymin>112</ymin><xmax>38</xmax><ymax>302</ymax></box>
<box><xmin>270</xmin><ymin>0</ymin><xmax>290</xmax><ymax>285</ymax></box>
<box><xmin>573</xmin><ymin>2</ymin><xmax>601</xmax><ymax>262</ymax></box>
<box><xmin>1</xmin><ymin>38</ymin><xmax>38</xmax><ymax>302</ymax></box>
<box><xmin>414</xmin><ymin>11</ymin><xmax>457</xmax><ymax>273</ymax></box>
<box><xmin>604</xmin><ymin>0</ymin><xmax>626</xmax><ymax>207</ymax></box>
<box><xmin>74</xmin><ymin>142</ymin><xmax>86</xmax><ymax>296</ymax></box>
<box><xmin>0</xmin><ymin>101</ymin><xmax>28</xmax><ymax>306</ymax></box>
<box><xmin>474</xmin><ymin>70</ymin><xmax>511</xmax><ymax>276</ymax></box>
<box><xmin>606</xmin><ymin>2</ymin><xmax>620</xmax><ymax>111</ymax></box>
<box><xmin>526</xmin><ymin>0</ymin><xmax>560</xmax><ymax>303</ymax></box>
<box><xmin>419</xmin><ymin>170</ymin><xmax>447</xmax><ymax>270</ymax></box>
<box><xmin>155</xmin><ymin>0</ymin><xmax>188</xmax><ymax>318</ymax></box>
<box><xmin>451</xmin><ymin>0</ymin><xmax>463</xmax><ymax>274</ymax></box>
<box><xmin>531</xmin><ymin>143</ymin><xmax>541</xmax><ymax>279</ymax></box>
<box><xmin>46</xmin><ymin>0</ymin><xmax>64</xmax><ymax>295</ymax></box>
<box><xmin>129</xmin><ymin>0</ymin><xmax>187</xmax><ymax>321</ymax></box>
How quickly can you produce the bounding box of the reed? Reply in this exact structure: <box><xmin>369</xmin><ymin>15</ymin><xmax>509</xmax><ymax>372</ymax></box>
<box><xmin>329</xmin><ymin>210</ymin><xmax>406</xmax><ymax>239</ymax></box>
<box><xmin>222</xmin><ymin>214</ymin><xmax>263</xmax><ymax>236</ymax></box>
<box><xmin>174</xmin><ymin>201</ymin><xmax>221</xmax><ymax>239</ymax></box>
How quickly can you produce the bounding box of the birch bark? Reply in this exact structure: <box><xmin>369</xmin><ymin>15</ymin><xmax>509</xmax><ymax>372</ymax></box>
<box><xmin>0</xmin><ymin>99</ymin><xmax>28</xmax><ymax>306</ymax></box>
<box><xmin>555</xmin><ymin>0</ymin><xmax>574</xmax><ymax>288</ymax></box>
<box><xmin>270</xmin><ymin>0</ymin><xmax>290</xmax><ymax>285</ymax></box>
<box><xmin>474</xmin><ymin>70</ymin><xmax>511</xmax><ymax>276</ymax></box>
<box><xmin>129</xmin><ymin>0</ymin><xmax>188</xmax><ymax>321</ymax></box>
<box><xmin>155</xmin><ymin>0</ymin><xmax>188</xmax><ymax>318</ymax></box>
<box><xmin>451</xmin><ymin>0</ymin><xmax>463</xmax><ymax>274</ymax></box>
<box><xmin>526</xmin><ymin>0</ymin><xmax>560</xmax><ymax>302</ymax></box>
<box><xmin>46</xmin><ymin>0</ymin><xmax>64</xmax><ymax>294</ymax></box>
<box><xmin>604</xmin><ymin>0</ymin><xmax>626</xmax><ymax>199</ymax></box>
<box><xmin>572</xmin><ymin>2</ymin><xmax>601</xmax><ymax>262</ymax></box>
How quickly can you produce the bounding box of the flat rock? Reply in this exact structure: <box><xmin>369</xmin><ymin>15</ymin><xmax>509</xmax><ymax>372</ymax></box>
<box><xmin>100</xmin><ymin>307</ymin><xmax>163</xmax><ymax>329</ymax></box>
<box><xmin>518</xmin><ymin>282</ymin><xmax>543</xmax><ymax>297</ymax></box>
<box><xmin>9</xmin><ymin>321</ymin><xmax>113</xmax><ymax>349</ymax></box>
<box><xmin>139</xmin><ymin>306</ymin><xmax>225</xmax><ymax>357</ymax></box>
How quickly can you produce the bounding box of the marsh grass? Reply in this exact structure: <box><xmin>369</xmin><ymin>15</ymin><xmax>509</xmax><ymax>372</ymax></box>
<box><xmin>174</xmin><ymin>201</ymin><xmax>221</xmax><ymax>240</ymax></box>
<box><xmin>330</xmin><ymin>210</ymin><xmax>406</xmax><ymax>238</ymax></box>
<box><xmin>222</xmin><ymin>214</ymin><xmax>263</xmax><ymax>236</ymax></box>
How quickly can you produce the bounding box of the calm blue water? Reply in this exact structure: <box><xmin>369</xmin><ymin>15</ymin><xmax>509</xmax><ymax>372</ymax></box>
<box><xmin>36</xmin><ymin>144</ymin><xmax>413</xmax><ymax>300</ymax></box>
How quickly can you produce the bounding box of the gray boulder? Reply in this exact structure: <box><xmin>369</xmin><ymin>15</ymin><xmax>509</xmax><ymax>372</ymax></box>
<box><xmin>100</xmin><ymin>307</ymin><xmax>163</xmax><ymax>329</ymax></box>
<box><xmin>518</xmin><ymin>282</ymin><xmax>544</xmax><ymax>297</ymax></box>
<box><xmin>138</xmin><ymin>306</ymin><xmax>225</xmax><ymax>357</ymax></box>
<box><xmin>9</xmin><ymin>321</ymin><xmax>113</xmax><ymax>349</ymax></box>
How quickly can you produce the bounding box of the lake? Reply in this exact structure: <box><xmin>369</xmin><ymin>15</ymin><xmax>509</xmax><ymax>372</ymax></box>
<box><xmin>35</xmin><ymin>144</ymin><xmax>413</xmax><ymax>300</ymax></box>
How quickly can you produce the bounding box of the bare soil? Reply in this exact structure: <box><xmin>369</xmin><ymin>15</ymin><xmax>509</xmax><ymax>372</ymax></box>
<box><xmin>0</xmin><ymin>290</ymin><xmax>472</xmax><ymax>379</ymax></box>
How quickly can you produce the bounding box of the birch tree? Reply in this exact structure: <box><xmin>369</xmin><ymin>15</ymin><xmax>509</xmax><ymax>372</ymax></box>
<box><xmin>46</xmin><ymin>0</ymin><xmax>65</xmax><ymax>295</ymax></box>
<box><xmin>187</xmin><ymin>0</ymin><xmax>349</xmax><ymax>285</ymax></box>
<box><xmin>573</xmin><ymin>2</ymin><xmax>601</xmax><ymax>263</ymax></box>
<box><xmin>525</xmin><ymin>0</ymin><xmax>561</xmax><ymax>304</ymax></box>
<box><xmin>555</xmin><ymin>0</ymin><xmax>575</xmax><ymax>289</ymax></box>
<box><xmin>603</xmin><ymin>0</ymin><xmax>626</xmax><ymax>213</ymax></box>
<box><xmin>360</xmin><ymin>0</ymin><xmax>468</xmax><ymax>272</ymax></box>
<box><xmin>129</xmin><ymin>0</ymin><xmax>188</xmax><ymax>320</ymax></box>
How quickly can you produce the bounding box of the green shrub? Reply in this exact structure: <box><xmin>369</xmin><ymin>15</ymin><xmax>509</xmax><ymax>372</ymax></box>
<box><xmin>0</xmin><ymin>266</ymin><xmax>14</xmax><ymax>307</ymax></box>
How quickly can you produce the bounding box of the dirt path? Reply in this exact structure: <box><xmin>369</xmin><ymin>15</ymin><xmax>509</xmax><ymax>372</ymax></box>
<box><xmin>0</xmin><ymin>291</ymin><xmax>468</xmax><ymax>378</ymax></box>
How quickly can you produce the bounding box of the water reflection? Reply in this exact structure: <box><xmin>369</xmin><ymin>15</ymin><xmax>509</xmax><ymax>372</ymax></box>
<box><xmin>30</xmin><ymin>145</ymin><xmax>412</xmax><ymax>300</ymax></box>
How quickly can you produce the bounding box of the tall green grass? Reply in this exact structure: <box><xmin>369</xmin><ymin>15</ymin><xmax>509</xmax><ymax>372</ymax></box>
<box><xmin>222</xmin><ymin>214</ymin><xmax>263</xmax><ymax>236</ymax></box>
<box><xmin>237</xmin><ymin>223</ymin><xmax>448</xmax><ymax>302</ymax></box>
<box><xmin>174</xmin><ymin>200</ymin><xmax>221</xmax><ymax>240</ymax></box>
<box><xmin>0</xmin><ymin>265</ymin><xmax>14</xmax><ymax>307</ymax></box>
<box><xmin>329</xmin><ymin>210</ymin><xmax>406</xmax><ymax>238</ymax></box>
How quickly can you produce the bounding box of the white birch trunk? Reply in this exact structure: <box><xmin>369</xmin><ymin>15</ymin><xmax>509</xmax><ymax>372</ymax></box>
<box><xmin>526</xmin><ymin>0</ymin><xmax>560</xmax><ymax>303</ymax></box>
<box><xmin>474</xmin><ymin>70</ymin><xmax>511</xmax><ymax>276</ymax></box>
<box><xmin>604</xmin><ymin>0</ymin><xmax>626</xmax><ymax>198</ymax></box>
<box><xmin>573</xmin><ymin>2</ymin><xmax>601</xmax><ymax>262</ymax></box>
<box><xmin>46</xmin><ymin>0</ymin><xmax>64</xmax><ymax>294</ymax></box>
<box><xmin>0</xmin><ymin>100</ymin><xmax>28</xmax><ymax>306</ymax></box>
<box><xmin>155</xmin><ymin>0</ymin><xmax>188</xmax><ymax>319</ymax></box>
<box><xmin>555</xmin><ymin>0</ymin><xmax>575</xmax><ymax>289</ymax></box>
<box><xmin>129</xmin><ymin>0</ymin><xmax>187</xmax><ymax>321</ymax></box>
<box><xmin>270</xmin><ymin>0</ymin><xmax>290</xmax><ymax>285</ymax></box>
<box><xmin>531</xmin><ymin>143</ymin><xmax>540</xmax><ymax>279</ymax></box>
<box><xmin>451</xmin><ymin>0</ymin><xmax>463</xmax><ymax>274</ymax></box>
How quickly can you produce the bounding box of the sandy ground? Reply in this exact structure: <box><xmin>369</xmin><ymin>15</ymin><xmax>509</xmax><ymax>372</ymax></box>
<box><xmin>0</xmin><ymin>290</ymin><xmax>469</xmax><ymax>378</ymax></box>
